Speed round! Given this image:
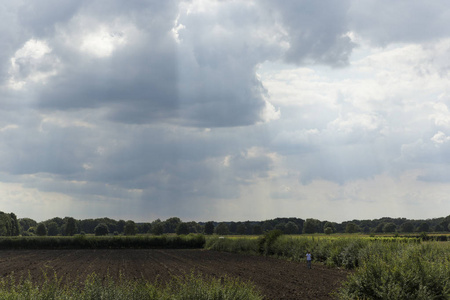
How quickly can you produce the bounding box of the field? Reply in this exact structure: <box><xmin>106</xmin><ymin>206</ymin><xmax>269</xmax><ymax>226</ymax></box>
<box><xmin>0</xmin><ymin>249</ymin><xmax>350</xmax><ymax>300</ymax></box>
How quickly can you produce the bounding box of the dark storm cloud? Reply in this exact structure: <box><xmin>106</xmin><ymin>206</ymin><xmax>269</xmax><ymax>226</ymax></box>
<box><xmin>9</xmin><ymin>0</ymin><xmax>358</xmax><ymax>128</ymax></box>
<box><xmin>3</xmin><ymin>0</ymin><xmax>450</xmax><ymax>221</ymax></box>
<box><xmin>29</xmin><ymin>1</ymin><xmax>181</xmax><ymax>124</ymax></box>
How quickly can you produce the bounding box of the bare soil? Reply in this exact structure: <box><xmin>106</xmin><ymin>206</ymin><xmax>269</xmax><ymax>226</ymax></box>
<box><xmin>0</xmin><ymin>249</ymin><xmax>350</xmax><ymax>299</ymax></box>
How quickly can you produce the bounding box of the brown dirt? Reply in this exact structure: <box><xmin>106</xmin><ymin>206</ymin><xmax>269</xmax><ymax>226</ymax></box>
<box><xmin>0</xmin><ymin>249</ymin><xmax>351</xmax><ymax>299</ymax></box>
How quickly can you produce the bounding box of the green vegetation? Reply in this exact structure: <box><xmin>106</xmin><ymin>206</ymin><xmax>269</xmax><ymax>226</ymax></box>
<box><xmin>206</xmin><ymin>232</ymin><xmax>450</xmax><ymax>299</ymax></box>
<box><xmin>338</xmin><ymin>242</ymin><xmax>450</xmax><ymax>299</ymax></box>
<box><xmin>0</xmin><ymin>272</ymin><xmax>262</xmax><ymax>300</ymax></box>
<box><xmin>0</xmin><ymin>234</ymin><xmax>206</xmax><ymax>249</ymax></box>
<box><xmin>8</xmin><ymin>212</ymin><xmax>450</xmax><ymax>237</ymax></box>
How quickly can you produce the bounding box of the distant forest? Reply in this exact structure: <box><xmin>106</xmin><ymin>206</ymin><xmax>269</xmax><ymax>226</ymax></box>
<box><xmin>0</xmin><ymin>211</ymin><xmax>449</xmax><ymax>236</ymax></box>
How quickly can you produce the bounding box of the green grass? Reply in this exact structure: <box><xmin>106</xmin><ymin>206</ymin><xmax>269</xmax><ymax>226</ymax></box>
<box><xmin>0</xmin><ymin>272</ymin><xmax>263</xmax><ymax>300</ymax></box>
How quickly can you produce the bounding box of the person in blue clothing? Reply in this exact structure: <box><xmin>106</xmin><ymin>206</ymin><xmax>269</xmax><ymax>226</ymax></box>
<box><xmin>306</xmin><ymin>250</ymin><xmax>312</xmax><ymax>269</ymax></box>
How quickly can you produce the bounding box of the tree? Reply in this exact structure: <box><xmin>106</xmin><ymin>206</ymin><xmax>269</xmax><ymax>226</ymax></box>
<box><xmin>124</xmin><ymin>220</ymin><xmax>137</xmax><ymax>235</ymax></box>
<box><xmin>215</xmin><ymin>223</ymin><xmax>229</xmax><ymax>235</ymax></box>
<box><xmin>94</xmin><ymin>223</ymin><xmax>109</xmax><ymax>236</ymax></box>
<box><xmin>236</xmin><ymin>223</ymin><xmax>247</xmax><ymax>235</ymax></box>
<box><xmin>303</xmin><ymin>219</ymin><xmax>320</xmax><ymax>234</ymax></box>
<box><xmin>204</xmin><ymin>221</ymin><xmax>215</xmax><ymax>235</ymax></box>
<box><xmin>10</xmin><ymin>213</ymin><xmax>20</xmax><ymax>236</ymax></box>
<box><xmin>152</xmin><ymin>222</ymin><xmax>164</xmax><ymax>235</ymax></box>
<box><xmin>383</xmin><ymin>222</ymin><xmax>396</xmax><ymax>233</ymax></box>
<box><xmin>138</xmin><ymin>223</ymin><xmax>151</xmax><ymax>234</ymax></box>
<box><xmin>400</xmin><ymin>222</ymin><xmax>414</xmax><ymax>233</ymax></box>
<box><xmin>345</xmin><ymin>223</ymin><xmax>360</xmax><ymax>234</ymax></box>
<box><xmin>274</xmin><ymin>222</ymin><xmax>286</xmax><ymax>233</ymax></box>
<box><xmin>47</xmin><ymin>222</ymin><xmax>59</xmax><ymax>236</ymax></box>
<box><xmin>417</xmin><ymin>222</ymin><xmax>430</xmax><ymax>232</ymax></box>
<box><xmin>64</xmin><ymin>217</ymin><xmax>78</xmax><ymax>236</ymax></box>
<box><xmin>323</xmin><ymin>222</ymin><xmax>336</xmax><ymax>234</ymax></box>
<box><xmin>36</xmin><ymin>223</ymin><xmax>47</xmax><ymax>236</ymax></box>
<box><xmin>374</xmin><ymin>223</ymin><xmax>385</xmax><ymax>233</ymax></box>
<box><xmin>117</xmin><ymin>220</ymin><xmax>126</xmax><ymax>234</ymax></box>
<box><xmin>324</xmin><ymin>227</ymin><xmax>333</xmax><ymax>235</ymax></box>
<box><xmin>164</xmin><ymin>217</ymin><xmax>182</xmax><ymax>233</ymax></box>
<box><xmin>19</xmin><ymin>218</ymin><xmax>37</xmax><ymax>233</ymax></box>
<box><xmin>176</xmin><ymin>223</ymin><xmax>190</xmax><ymax>235</ymax></box>
<box><xmin>285</xmin><ymin>221</ymin><xmax>299</xmax><ymax>234</ymax></box>
<box><xmin>252</xmin><ymin>225</ymin><xmax>263</xmax><ymax>235</ymax></box>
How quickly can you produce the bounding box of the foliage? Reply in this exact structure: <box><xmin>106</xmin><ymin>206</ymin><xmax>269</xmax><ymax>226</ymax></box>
<box><xmin>94</xmin><ymin>223</ymin><xmax>109</xmax><ymax>236</ymax></box>
<box><xmin>47</xmin><ymin>222</ymin><xmax>59</xmax><ymax>236</ymax></box>
<box><xmin>303</xmin><ymin>218</ymin><xmax>321</xmax><ymax>234</ymax></box>
<box><xmin>64</xmin><ymin>217</ymin><xmax>78</xmax><ymax>236</ymax></box>
<box><xmin>258</xmin><ymin>230</ymin><xmax>284</xmax><ymax>255</ymax></box>
<box><xmin>205</xmin><ymin>236</ymin><xmax>260</xmax><ymax>254</ymax></box>
<box><xmin>16</xmin><ymin>214</ymin><xmax>450</xmax><ymax>238</ymax></box>
<box><xmin>176</xmin><ymin>222</ymin><xmax>190</xmax><ymax>235</ymax></box>
<box><xmin>36</xmin><ymin>223</ymin><xmax>47</xmax><ymax>236</ymax></box>
<box><xmin>0</xmin><ymin>212</ymin><xmax>21</xmax><ymax>236</ymax></box>
<box><xmin>215</xmin><ymin>223</ymin><xmax>230</xmax><ymax>235</ymax></box>
<box><xmin>164</xmin><ymin>217</ymin><xmax>182</xmax><ymax>233</ymax></box>
<box><xmin>0</xmin><ymin>234</ymin><xmax>206</xmax><ymax>249</ymax></box>
<box><xmin>345</xmin><ymin>222</ymin><xmax>360</xmax><ymax>233</ymax></box>
<box><xmin>285</xmin><ymin>221</ymin><xmax>299</xmax><ymax>234</ymax></box>
<box><xmin>383</xmin><ymin>222</ymin><xmax>397</xmax><ymax>233</ymax></box>
<box><xmin>204</xmin><ymin>221</ymin><xmax>215</xmax><ymax>235</ymax></box>
<box><xmin>0</xmin><ymin>271</ymin><xmax>262</xmax><ymax>300</ymax></box>
<box><xmin>337</xmin><ymin>242</ymin><xmax>450</xmax><ymax>299</ymax></box>
<box><xmin>152</xmin><ymin>222</ymin><xmax>164</xmax><ymax>235</ymax></box>
<box><xmin>207</xmin><ymin>234</ymin><xmax>449</xmax><ymax>299</ymax></box>
<box><xmin>124</xmin><ymin>220</ymin><xmax>138</xmax><ymax>235</ymax></box>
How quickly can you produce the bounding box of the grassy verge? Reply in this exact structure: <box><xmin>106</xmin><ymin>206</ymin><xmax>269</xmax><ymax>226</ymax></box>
<box><xmin>0</xmin><ymin>272</ymin><xmax>263</xmax><ymax>300</ymax></box>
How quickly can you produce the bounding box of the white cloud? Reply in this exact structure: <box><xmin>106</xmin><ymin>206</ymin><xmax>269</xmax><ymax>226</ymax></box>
<box><xmin>7</xmin><ymin>39</ymin><xmax>59</xmax><ymax>90</ymax></box>
<box><xmin>431</xmin><ymin>131</ymin><xmax>450</xmax><ymax>145</ymax></box>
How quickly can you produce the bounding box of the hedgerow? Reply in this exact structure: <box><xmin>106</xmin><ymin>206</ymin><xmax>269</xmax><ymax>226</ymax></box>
<box><xmin>0</xmin><ymin>234</ymin><xmax>206</xmax><ymax>249</ymax></box>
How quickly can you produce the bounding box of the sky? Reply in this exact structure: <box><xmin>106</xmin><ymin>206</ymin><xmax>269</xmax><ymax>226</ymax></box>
<box><xmin>1</xmin><ymin>0</ymin><xmax>450</xmax><ymax>223</ymax></box>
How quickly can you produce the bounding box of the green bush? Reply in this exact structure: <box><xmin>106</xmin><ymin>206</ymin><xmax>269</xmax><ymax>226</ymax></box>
<box><xmin>258</xmin><ymin>229</ymin><xmax>283</xmax><ymax>255</ymax></box>
<box><xmin>338</xmin><ymin>242</ymin><xmax>450</xmax><ymax>299</ymax></box>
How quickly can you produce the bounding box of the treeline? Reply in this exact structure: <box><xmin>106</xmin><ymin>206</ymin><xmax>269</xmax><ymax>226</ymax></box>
<box><xmin>0</xmin><ymin>211</ymin><xmax>449</xmax><ymax>237</ymax></box>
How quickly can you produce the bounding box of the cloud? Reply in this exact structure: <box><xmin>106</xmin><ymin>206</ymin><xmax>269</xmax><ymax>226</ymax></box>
<box><xmin>262</xmin><ymin>0</ymin><xmax>355</xmax><ymax>66</ymax></box>
<box><xmin>1</xmin><ymin>0</ymin><xmax>450</xmax><ymax>222</ymax></box>
<box><xmin>349</xmin><ymin>0</ymin><xmax>450</xmax><ymax>46</ymax></box>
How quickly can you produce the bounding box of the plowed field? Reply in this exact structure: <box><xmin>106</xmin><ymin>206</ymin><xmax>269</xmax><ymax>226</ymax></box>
<box><xmin>0</xmin><ymin>249</ymin><xmax>350</xmax><ymax>299</ymax></box>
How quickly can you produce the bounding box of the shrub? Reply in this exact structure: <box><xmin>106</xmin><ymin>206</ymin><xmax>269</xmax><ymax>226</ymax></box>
<box><xmin>338</xmin><ymin>242</ymin><xmax>450</xmax><ymax>299</ymax></box>
<box><xmin>258</xmin><ymin>229</ymin><xmax>283</xmax><ymax>255</ymax></box>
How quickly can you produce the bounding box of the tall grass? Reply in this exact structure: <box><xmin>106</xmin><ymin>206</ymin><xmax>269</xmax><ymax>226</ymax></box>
<box><xmin>0</xmin><ymin>272</ymin><xmax>263</xmax><ymax>300</ymax></box>
<box><xmin>207</xmin><ymin>233</ymin><xmax>420</xmax><ymax>269</ymax></box>
<box><xmin>206</xmin><ymin>232</ymin><xmax>450</xmax><ymax>299</ymax></box>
